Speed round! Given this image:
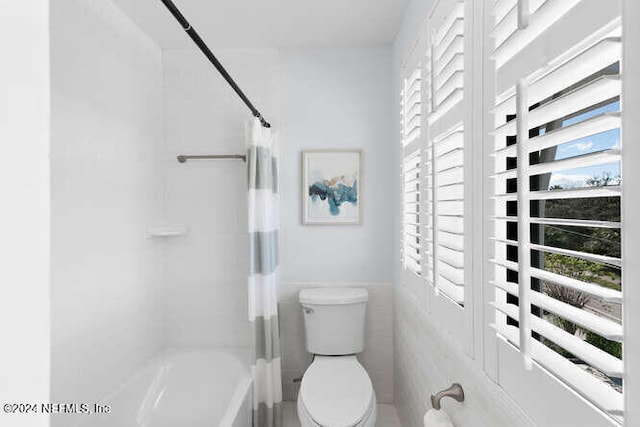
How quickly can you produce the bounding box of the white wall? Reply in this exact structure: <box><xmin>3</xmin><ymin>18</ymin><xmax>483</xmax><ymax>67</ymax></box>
<box><xmin>162</xmin><ymin>48</ymin><xmax>279</xmax><ymax>348</ymax></box>
<box><xmin>394</xmin><ymin>286</ymin><xmax>535</xmax><ymax>426</ymax></box>
<box><xmin>0</xmin><ymin>2</ymin><xmax>51</xmax><ymax>426</ymax></box>
<box><xmin>50</xmin><ymin>1</ymin><xmax>164</xmax><ymax>425</ymax></box>
<box><xmin>279</xmin><ymin>47</ymin><xmax>395</xmax><ymax>283</ymax></box>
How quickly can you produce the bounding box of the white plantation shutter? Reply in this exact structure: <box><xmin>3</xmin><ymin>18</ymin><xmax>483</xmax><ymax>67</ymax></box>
<box><xmin>425</xmin><ymin>0</ymin><xmax>467</xmax><ymax>305</ymax></box>
<box><xmin>489</xmin><ymin>0</ymin><xmax>624</xmax><ymax>418</ymax></box>
<box><xmin>401</xmin><ymin>68</ymin><xmax>423</xmax><ymax>276</ymax></box>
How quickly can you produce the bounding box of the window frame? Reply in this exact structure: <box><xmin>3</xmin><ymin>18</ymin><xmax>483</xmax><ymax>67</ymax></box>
<box><xmin>397</xmin><ymin>0</ymin><xmax>640</xmax><ymax>425</ymax></box>
<box><xmin>398</xmin><ymin>0</ymin><xmax>478</xmax><ymax>357</ymax></box>
<box><xmin>621</xmin><ymin>0</ymin><xmax>640</xmax><ymax>425</ymax></box>
<box><xmin>483</xmin><ymin>0</ymin><xmax>627</xmax><ymax>425</ymax></box>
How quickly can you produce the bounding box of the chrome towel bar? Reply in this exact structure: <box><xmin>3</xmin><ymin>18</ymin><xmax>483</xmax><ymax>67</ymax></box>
<box><xmin>177</xmin><ymin>154</ymin><xmax>247</xmax><ymax>163</ymax></box>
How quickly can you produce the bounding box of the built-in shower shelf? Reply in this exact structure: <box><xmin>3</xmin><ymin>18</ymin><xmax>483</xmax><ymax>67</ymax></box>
<box><xmin>146</xmin><ymin>225</ymin><xmax>189</xmax><ymax>238</ymax></box>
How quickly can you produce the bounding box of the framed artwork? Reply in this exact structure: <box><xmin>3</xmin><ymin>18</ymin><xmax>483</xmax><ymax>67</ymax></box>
<box><xmin>302</xmin><ymin>149</ymin><xmax>362</xmax><ymax>225</ymax></box>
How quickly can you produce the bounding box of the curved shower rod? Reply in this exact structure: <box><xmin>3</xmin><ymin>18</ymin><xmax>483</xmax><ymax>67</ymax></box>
<box><xmin>159</xmin><ymin>0</ymin><xmax>271</xmax><ymax>128</ymax></box>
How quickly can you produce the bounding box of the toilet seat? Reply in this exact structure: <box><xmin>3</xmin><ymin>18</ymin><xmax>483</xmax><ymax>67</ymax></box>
<box><xmin>298</xmin><ymin>356</ymin><xmax>376</xmax><ymax>427</ymax></box>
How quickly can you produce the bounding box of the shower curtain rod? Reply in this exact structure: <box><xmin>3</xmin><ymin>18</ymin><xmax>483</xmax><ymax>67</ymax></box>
<box><xmin>159</xmin><ymin>0</ymin><xmax>271</xmax><ymax>128</ymax></box>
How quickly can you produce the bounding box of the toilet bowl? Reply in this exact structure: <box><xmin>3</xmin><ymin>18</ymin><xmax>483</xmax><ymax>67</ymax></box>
<box><xmin>297</xmin><ymin>288</ymin><xmax>377</xmax><ymax>427</ymax></box>
<box><xmin>297</xmin><ymin>356</ymin><xmax>376</xmax><ymax>427</ymax></box>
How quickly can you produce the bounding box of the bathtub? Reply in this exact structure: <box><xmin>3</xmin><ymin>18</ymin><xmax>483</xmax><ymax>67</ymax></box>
<box><xmin>79</xmin><ymin>348</ymin><xmax>252</xmax><ymax>427</ymax></box>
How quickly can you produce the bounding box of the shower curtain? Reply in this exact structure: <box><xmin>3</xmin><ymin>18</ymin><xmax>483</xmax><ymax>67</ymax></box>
<box><xmin>247</xmin><ymin>118</ymin><xmax>283</xmax><ymax>427</ymax></box>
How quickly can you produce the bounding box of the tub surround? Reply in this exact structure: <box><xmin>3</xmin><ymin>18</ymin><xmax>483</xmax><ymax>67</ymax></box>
<box><xmin>0</xmin><ymin>2</ymin><xmax>51</xmax><ymax>424</ymax></box>
<box><xmin>50</xmin><ymin>1</ymin><xmax>165</xmax><ymax>426</ymax></box>
<box><xmin>162</xmin><ymin>48</ymin><xmax>279</xmax><ymax>350</ymax></box>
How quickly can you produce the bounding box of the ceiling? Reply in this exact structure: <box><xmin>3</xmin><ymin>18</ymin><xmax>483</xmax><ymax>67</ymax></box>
<box><xmin>111</xmin><ymin>0</ymin><xmax>408</xmax><ymax>49</ymax></box>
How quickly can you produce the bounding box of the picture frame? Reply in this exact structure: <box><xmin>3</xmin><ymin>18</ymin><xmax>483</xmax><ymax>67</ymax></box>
<box><xmin>302</xmin><ymin>149</ymin><xmax>362</xmax><ymax>225</ymax></box>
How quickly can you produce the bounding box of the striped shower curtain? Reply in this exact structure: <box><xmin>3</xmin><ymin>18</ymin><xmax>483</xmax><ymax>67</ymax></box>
<box><xmin>247</xmin><ymin>118</ymin><xmax>283</xmax><ymax>427</ymax></box>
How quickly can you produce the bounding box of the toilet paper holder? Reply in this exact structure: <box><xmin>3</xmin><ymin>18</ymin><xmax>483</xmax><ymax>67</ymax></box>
<box><xmin>430</xmin><ymin>383</ymin><xmax>465</xmax><ymax>410</ymax></box>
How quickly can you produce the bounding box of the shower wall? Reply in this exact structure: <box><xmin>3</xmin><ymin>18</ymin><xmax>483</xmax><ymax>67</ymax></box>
<box><xmin>50</xmin><ymin>0</ymin><xmax>164</xmax><ymax>424</ymax></box>
<box><xmin>0</xmin><ymin>2</ymin><xmax>51</xmax><ymax>426</ymax></box>
<box><xmin>162</xmin><ymin>49</ymin><xmax>279</xmax><ymax>348</ymax></box>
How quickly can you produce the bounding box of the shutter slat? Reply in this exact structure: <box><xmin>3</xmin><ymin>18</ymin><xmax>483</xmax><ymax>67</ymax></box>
<box><xmin>493</xmin><ymin>112</ymin><xmax>621</xmax><ymax>157</ymax></box>
<box><xmin>436</xmin><ymin>36</ymin><xmax>465</xmax><ymax>75</ymax></box>
<box><xmin>529</xmin><ymin>149</ymin><xmax>620</xmax><ymax>177</ymax></box>
<box><xmin>491</xmin><ymin>300</ymin><xmax>623</xmax><ymax>377</ymax></box>
<box><xmin>436</xmin><ymin>276</ymin><xmax>465</xmax><ymax>304</ymax></box>
<box><xmin>492</xmin><ymin>237</ymin><xmax>620</xmax><ymax>266</ymax></box>
<box><xmin>436</xmin><ymin>54</ymin><xmax>465</xmax><ymax>89</ymax></box>
<box><xmin>439</xmin><ymin>230</ymin><xmax>464</xmax><ymax>251</ymax></box>
<box><xmin>491</xmin><ymin>283</ymin><xmax>623</xmax><ymax>342</ymax></box>
<box><xmin>531</xmin><ymin>267</ymin><xmax>623</xmax><ymax>304</ymax></box>
<box><xmin>435</xmin><ymin>150</ymin><xmax>464</xmax><ymax>172</ymax></box>
<box><xmin>436</xmin><ymin>183</ymin><xmax>464</xmax><ymax>198</ymax></box>
<box><xmin>435</xmin><ymin>71</ymin><xmax>464</xmax><ymax>106</ymax></box>
<box><xmin>492</xmin><ymin>185</ymin><xmax>621</xmax><ymax>201</ymax></box>
<box><xmin>438</xmin><ymin>259</ymin><xmax>464</xmax><ymax>284</ymax></box>
<box><xmin>493</xmin><ymin>0</ymin><xmax>515</xmax><ymax>22</ymax></box>
<box><xmin>404</xmin><ymin>174</ymin><xmax>420</xmax><ymax>184</ymax></box>
<box><xmin>492</xmin><ymin>5</ymin><xmax>517</xmax><ymax>49</ymax></box>
<box><xmin>493</xmin><ymin>148</ymin><xmax>621</xmax><ymax>180</ymax></box>
<box><xmin>403</xmin><ymin>250</ymin><xmax>422</xmax><ymax>262</ymax></box>
<box><xmin>404</xmin><ymin>127</ymin><xmax>421</xmax><ymax>146</ymax></box>
<box><xmin>435</xmin><ymin>18</ymin><xmax>464</xmax><ymax>60</ymax></box>
<box><xmin>493</xmin><ymin>216</ymin><xmax>621</xmax><ymax>228</ymax></box>
<box><xmin>438</xmin><ymin>244</ymin><xmax>464</xmax><ymax>266</ymax></box>
<box><xmin>491</xmin><ymin>258</ymin><xmax>622</xmax><ymax>303</ymax></box>
<box><xmin>405</xmin><ymin>258</ymin><xmax>421</xmax><ymax>274</ymax></box>
<box><xmin>492</xmin><ymin>237</ymin><xmax>622</xmax><ymax>267</ymax></box>
<box><xmin>493</xmin><ymin>38</ymin><xmax>621</xmax><ymax>118</ymax></box>
<box><xmin>434</xmin><ymin>129</ymin><xmax>464</xmax><ymax>155</ymax></box>
<box><xmin>434</xmin><ymin>1</ymin><xmax>465</xmax><ymax>45</ymax></box>
<box><xmin>493</xmin><ymin>76</ymin><xmax>621</xmax><ymax>139</ymax></box>
<box><xmin>404</xmin><ymin>240</ymin><xmax>421</xmax><ymax>251</ymax></box>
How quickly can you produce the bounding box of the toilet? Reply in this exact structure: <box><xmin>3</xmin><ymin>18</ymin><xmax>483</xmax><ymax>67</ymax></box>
<box><xmin>297</xmin><ymin>288</ymin><xmax>377</xmax><ymax>427</ymax></box>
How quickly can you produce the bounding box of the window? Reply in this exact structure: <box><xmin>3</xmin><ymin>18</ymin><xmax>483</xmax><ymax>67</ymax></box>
<box><xmin>489</xmin><ymin>0</ymin><xmax>624</xmax><ymax>421</ymax></box>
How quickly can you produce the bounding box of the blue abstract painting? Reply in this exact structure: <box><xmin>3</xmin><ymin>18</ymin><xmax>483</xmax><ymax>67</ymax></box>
<box><xmin>308</xmin><ymin>177</ymin><xmax>358</xmax><ymax>216</ymax></box>
<box><xmin>303</xmin><ymin>150</ymin><xmax>361</xmax><ymax>224</ymax></box>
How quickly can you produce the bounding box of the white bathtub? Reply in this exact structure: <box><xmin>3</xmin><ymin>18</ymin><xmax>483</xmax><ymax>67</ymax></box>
<box><xmin>79</xmin><ymin>349</ymin><xmax>252</xmax><ymax>427</ymax></box>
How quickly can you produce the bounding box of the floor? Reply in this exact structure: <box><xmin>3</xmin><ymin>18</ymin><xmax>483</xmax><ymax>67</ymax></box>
<box><xmin>282</xmin><ymin>401</ymin><xmax>402</xmax><ymax>426</ymax></box>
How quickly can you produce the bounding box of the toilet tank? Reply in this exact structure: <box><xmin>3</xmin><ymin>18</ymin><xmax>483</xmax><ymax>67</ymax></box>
<box><xmin>299</xmin><ymin>288</ymin><xmax>368</xmax><ymax>355</ymax></box>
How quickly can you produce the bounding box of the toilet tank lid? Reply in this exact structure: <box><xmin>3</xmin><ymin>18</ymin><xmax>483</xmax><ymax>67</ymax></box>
<box><xmin>299</xmin><ymin>288</ymin><xmax>368</xmax><ymax>305</ymax></box>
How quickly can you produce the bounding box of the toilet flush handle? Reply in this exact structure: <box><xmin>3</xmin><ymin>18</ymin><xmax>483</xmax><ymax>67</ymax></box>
<box><xmin>302</xmin><ymin>306</ymin><xmax>315</xmax><ymax>314</ymax></box>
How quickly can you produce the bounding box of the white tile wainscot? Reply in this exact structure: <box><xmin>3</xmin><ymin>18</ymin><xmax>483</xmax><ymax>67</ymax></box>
<box><xmin>394</xmin><ymin>284</ymin><xmax>535</xmax><ymax>427</ymax></box>
<box><xmin>278</xmin><ymin>282</ymin><xmax>394</xmax><ymax>403</ymax></box>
